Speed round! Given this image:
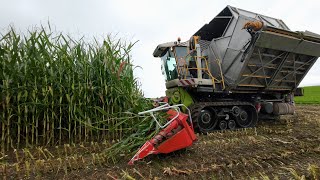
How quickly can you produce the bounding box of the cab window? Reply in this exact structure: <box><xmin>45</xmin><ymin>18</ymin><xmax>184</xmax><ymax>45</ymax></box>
<box><xmin>161</xmin><ymin>50</ymin><xmax>177</xmax><ymax>81</ymax></box>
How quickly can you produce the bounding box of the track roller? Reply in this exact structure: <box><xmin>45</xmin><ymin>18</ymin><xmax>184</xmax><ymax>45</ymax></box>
<box><xmin>219</xmin><ymin>120</ymin><xmax>227</xmax><ymax>130</ymax></box>
<box><xmin>232</xmin><ymin>106</ymin><xmax>241</xmax><ymax>116</ymax></box>
<box><xmin>228</xmin><ymin>120</ymin><xmax>236</xmax><ymax>130</ymax></box>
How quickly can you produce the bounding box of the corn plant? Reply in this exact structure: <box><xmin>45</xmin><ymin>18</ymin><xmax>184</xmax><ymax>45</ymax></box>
<box><xmin>0</xmin><ymin>25</ymin><xmax>163</xmax><ymax>158</ymax></box>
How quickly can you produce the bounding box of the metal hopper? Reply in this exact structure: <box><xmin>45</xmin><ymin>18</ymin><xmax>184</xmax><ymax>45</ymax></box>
<box><xmin>197</xmin><ymin>6</ymin><xmax>320</xmax><ymax>92</ymax></box>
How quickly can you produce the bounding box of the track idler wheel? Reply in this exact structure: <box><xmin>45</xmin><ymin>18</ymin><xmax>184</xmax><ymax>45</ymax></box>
<box><xmin>235</xmin><ymin>106</ymin><xmax>258</xmax><ymax>128</ymax></box>
<box><xmin>197</xmin><ymin>108</ymin><xmax>218</xmax><ymax>133</ymax></box>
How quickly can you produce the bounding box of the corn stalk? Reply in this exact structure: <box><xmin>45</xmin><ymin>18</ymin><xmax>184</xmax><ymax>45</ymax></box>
<box><xmin>0</xmin><ymin>26</ymin><xmax>162</xmax><ymax>157</ymax></box>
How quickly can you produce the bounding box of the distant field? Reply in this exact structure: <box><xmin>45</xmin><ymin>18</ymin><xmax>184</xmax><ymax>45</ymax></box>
<box><xmin>295</xmin><ymin>86</ymin><xmax>320</xmax><ymax>104</ymax></box>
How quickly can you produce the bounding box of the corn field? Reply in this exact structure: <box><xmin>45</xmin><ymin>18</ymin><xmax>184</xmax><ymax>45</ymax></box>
<box><xmin>0</xmin><ymin>26</ymin><xmax>155</xmax><ymax>153</ymax></box>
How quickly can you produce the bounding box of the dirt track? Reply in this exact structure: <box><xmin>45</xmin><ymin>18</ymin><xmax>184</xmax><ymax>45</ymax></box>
<box><xmin>1</xmin><ymin>105</ymin><xmax>320</xmax><ymax>179</ymax></box>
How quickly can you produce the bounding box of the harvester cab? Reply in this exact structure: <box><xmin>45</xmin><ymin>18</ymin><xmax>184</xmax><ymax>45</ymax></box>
<box><xmin>154</xmin><ymin>35</ymin><xmax>225</xmax><ymax>92</ymax></box>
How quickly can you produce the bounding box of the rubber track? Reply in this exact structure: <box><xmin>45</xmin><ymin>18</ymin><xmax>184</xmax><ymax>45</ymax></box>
<box><xmin>189</xmin><ymin>101</ymin><xmax>256</xmax><ymax>132</ymax></box>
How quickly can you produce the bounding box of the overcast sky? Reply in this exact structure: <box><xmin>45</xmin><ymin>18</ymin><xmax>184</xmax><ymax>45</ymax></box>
<box><xmin>1</xmin><ymin>0</ymin><xmax>319</xmax><ymax>97</ymax></box>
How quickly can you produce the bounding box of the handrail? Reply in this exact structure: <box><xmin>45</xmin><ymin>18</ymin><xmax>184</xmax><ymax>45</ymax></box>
<box><xmin>173</xmin><ymin>48</ymin><xmax>225</xmax><ymax>90</ymax></box>
<box><xmin>138</xmin><ymin>103</ymin><xmax>193</xmax><ymax>129</ymax></box>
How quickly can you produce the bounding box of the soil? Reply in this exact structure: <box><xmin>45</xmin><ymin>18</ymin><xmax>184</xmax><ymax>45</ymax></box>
<box><xmin>1</xmin><ymin>105</ymin><xmax>320</xmax><ymax>179</ymax></box>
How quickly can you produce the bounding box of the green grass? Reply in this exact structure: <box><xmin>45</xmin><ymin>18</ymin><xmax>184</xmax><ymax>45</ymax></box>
<box><xmin>295</xmin><ymin>86</ymin><xmax>320</xmax><ymax>104</ymax></box>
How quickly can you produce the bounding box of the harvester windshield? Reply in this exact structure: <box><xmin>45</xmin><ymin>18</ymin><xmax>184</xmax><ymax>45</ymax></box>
<box><xmin>161</xmin><ymin>51</ymin><xmax>177</xmax><ymax>81</ymax></box>
<box><xmin>160</xmin><ymin>46</ymin><xmax>188</xmax><ymax>81</ymax></box>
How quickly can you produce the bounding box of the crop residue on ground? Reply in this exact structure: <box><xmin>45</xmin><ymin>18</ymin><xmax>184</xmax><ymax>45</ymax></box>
<box><xmin>1</xmin><ymin>105</ymin><xmax>319</xmax><ymax>179</ymax></box>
